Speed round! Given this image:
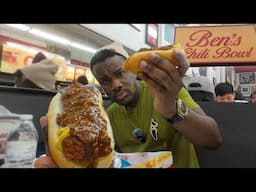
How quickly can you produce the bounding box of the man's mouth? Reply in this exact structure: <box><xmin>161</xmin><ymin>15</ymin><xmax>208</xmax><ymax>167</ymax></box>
<box><xmin>115</xmin><ymin>92</ymin><xmax>128</xmax><ymax>101</ymax></box>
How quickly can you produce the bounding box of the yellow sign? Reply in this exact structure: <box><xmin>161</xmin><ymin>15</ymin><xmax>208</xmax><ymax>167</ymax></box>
<box><xmin>46</xmin><ymin>53</ymin><xmax>68</xmax><ymax>81</ymax></box>
<box><xmin>174</xmin><ymin>25</ymin><xmax>256</xmax><ymax>64</ymax></box>
<box><xmin>0</xmin><ymin>43</ymin><xmax>68</xmax><ymax>81</ymax></box>
<box><xmin>0</xmin><ymin>44</ymin><xmax>32</xmax><ymax>73</ymax></box>
<box><xmin>66</xmin><ymin>65</ymin><xmax>75</xmax><ymax>81</ymax></box>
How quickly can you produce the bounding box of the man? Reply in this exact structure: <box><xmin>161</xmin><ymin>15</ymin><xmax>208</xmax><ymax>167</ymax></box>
<box><xmin>76</xmin><ymin>75</ymin><xmax>89</xmax><ymax>85</ymax></box>
<box><xmin>14</xmin><ymin>52</ymin><xmax>58</xmax><ymax>91</ymax></box>
<box><xmin>183</xmin><ymin>75</ymin><xmax>215</xmax><ymax>102</ymax></box>
<box><xmin>36</xmin><ymin>42</ymin><xmax>222</xmax><ymax>168</ymax></box>
<box><xmin>215</xmin><ymin>82</ymin><xmax>235</xmax><ymax>102</ymax></box>
<box><xmin>249</xmin><ymin>91</ymin><xmax>256</xmax><ymax>103</ymax></box>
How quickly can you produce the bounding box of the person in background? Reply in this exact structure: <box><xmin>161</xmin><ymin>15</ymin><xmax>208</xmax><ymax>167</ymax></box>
<box><xmin>183</xmin><ymin>76</ymin><xmax>215</xmax><ymax>102</ymax></box>
<box><xmin>31</xmin><ymin>52</ymin><xmax>47</xmax><ymax>64</ymax></box>
<box><xmin>35</xmin><ymin>42</ymin><xmax>222</xmax><ymax>168</ymax></box>
<box><xmin>249</xmin><ymin>91</ymin><xmax>256</xmax><ymax>103</ymax></box>
<box><xmin>235</xmin><ymin>89</ymin><xmax>245</xmax><ymax>100</ymax></box>
<box><xmin>14</xmin><ymin>52</ymin><xmax>58</xmax><ymax>91</ymax></box>
<box><xmin>214</xmin><ymin>82</ymin><xmax>236</xmax><ymax>102</ymax></box>
<box><xmin>76</xmin><ymin>75</ymin><xmax>89</xmax><ymax>85</ymax></box>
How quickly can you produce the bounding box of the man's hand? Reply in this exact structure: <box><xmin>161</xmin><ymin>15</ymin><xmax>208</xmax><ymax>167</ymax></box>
<box><xmin>137</xmin><ymin>49</ymin><xmax>189</xmax><ymax>118</ymax></box>
<box><xmin>33</xmin><ymin>155</ymin><xmax>58</xmax><ymax>168</ymax></box>
<box><xmin>39</xmin><ymin>115</ymin><xmax>51</xmax><ymax>156</ymax></box>
<box><xmin>34</xmin><ymin>115</ymin><xmax>58</xmax><ymax>168</ymax></box>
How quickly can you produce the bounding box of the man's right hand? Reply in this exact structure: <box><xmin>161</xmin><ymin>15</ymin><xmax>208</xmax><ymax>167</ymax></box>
<box><xmin>34</xmin><ymin>115</ymin><xmax>58</xmax><ymax>168</ymax></box>
<box><xmin>34</xmin><ymin>155</ymin><xmax>58</xmax><ymax>168</ymax></box>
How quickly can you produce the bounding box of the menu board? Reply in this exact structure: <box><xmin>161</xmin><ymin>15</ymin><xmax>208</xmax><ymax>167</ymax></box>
<box><xmin>86</xmin><ymin>69</ymin><xmax>99</xmax><ymax>84</ymax></box>
<box><xmin>0</xmin><ymin>43</ymin><xmax>68</xmax><ymax>81</ymax></box>
<box><xmin>46</xmin><ymin>53</ymin><xmax>68</xmax><ymax>81</ymax></box>
<box><xmin>0</xmin><ymin>44</ymin><xmax>33</xmax><ymax>73</ymax></box>
<box><xmin>66</xmin><ymin>65</ymin><xmax>75</xmax><ymax>81</ymax></box>
<box><xmin>74</xmin><ymin>67</ymin><xmax>86</xmax><ymax>80</ymax></box>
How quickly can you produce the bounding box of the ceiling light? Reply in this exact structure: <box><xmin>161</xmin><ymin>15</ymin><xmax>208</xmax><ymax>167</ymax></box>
<box><xmin>5</xmin><ymin>24</ymin><xmax>30</xmax><ymax>31</ymax></box>
<box><xmin>70</xmin><ymin>42</ymin><xmax>97</xmax><ymax>53</ymax></box>
<box><xmin>6</xmin><ymin>41</ymin><xmax>44</xmax><ymax>54</ymax></box>
<box><xmin>29</xmin><ymin>28</ymin><xmax>71</xmax><ymax>45</ymax></box>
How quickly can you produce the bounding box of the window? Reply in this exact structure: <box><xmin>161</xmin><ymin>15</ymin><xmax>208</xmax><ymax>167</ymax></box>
<box><xmin>162</xmin><ymin>24</ymin><xmax>174</xmax><ymax>45</ymax></box>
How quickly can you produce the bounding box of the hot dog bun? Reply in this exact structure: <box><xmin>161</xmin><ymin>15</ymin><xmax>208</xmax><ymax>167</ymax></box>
<box><xmin>48</xmin><ymin>82</ymin><xmax>114</xmax><ymax>168</ymax></box>
<box><xmin>123</xmin><ymin>44</ymin><xmax>182</xmax><ymax>76</ymax></box>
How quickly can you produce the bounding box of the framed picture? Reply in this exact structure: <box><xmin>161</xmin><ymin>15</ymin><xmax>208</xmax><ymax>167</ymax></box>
<box><xmin>241</xmin><ymin>86</ymin><xmax>251</xmax><ymax>95</ymax></box>
<box><xmin>239</xmin><ymin>73</ymin><xmax>255</xmax><ymax>84</ymax></box>
<box><xmin>145</xmin><ymin>24</ymin><xmax>159</xmax><ymax>47</ymax></box>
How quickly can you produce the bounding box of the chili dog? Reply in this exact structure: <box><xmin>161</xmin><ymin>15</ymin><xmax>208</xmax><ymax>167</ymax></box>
<box><xmin>123</xmin><ymin>44</ymin><xmax>182</xmax><ymax>76</ymax></box>
<box><xmin>47</xmin><ymin>81</ymin><xmax>114</xmax><ymax>168</ymax></box>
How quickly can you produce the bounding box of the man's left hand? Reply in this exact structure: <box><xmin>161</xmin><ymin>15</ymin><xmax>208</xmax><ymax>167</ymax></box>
<box><xmin>137</xmin><ymin>49</ymin><xmax>189</xmax><ymax>118</ymax></box>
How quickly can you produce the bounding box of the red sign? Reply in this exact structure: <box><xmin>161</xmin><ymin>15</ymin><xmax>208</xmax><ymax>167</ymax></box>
<box><xmin>145</xmin><ymin>24</ymin><xmax>159</xmax><ymax>47</ymax></box>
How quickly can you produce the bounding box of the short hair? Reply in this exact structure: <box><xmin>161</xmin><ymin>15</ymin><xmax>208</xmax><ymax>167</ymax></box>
<box><xmin>90</xmin><ymin>49</ymin><xmax>126</xmax><ymax>71</ymax></box>
<box><xmin>76</xmin><ymin>75</ymin><xmax>88</xmax><ymax>85</ymax></box>
<box><xmin>189</xmin><ymin>91</ymin><xmax>215</xmax><ymax>102</ymax></box>
<box><xmin>32</xmin><ymin>52</ymin><xmax>47</xmax><ymax>64</ymax></box>
<box><xmin>215</xmin><ymin>82</ymin><xmax>234</xmax><ymax>96</ymax></box>
<box><xmin>250</xmin><ymin>91</ymin><xmax>256</xmax><ymax>98</ymax></box>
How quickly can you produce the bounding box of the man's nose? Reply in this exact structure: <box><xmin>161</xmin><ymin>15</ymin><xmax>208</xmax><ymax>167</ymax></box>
<box><xmin>111</xmin><ymin>79</ymin><xmax>122</xmax><ymax>91</ymax></box>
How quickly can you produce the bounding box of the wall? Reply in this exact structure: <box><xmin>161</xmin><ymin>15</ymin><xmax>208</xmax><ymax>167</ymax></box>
<box><xmin>0</xmin><ymin>24</ymin><xmax>102</xmax><ymax>63</ymax></box>
<box><xmin>82</xmin><ymin>24</ymin><xmax>150</xmax><ymax>51</ymax></box>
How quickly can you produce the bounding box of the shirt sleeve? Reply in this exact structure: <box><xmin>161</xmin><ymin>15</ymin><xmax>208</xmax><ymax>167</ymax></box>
<box><xmin>177</xmin><ymin>87</ymin><xmax>200</xmax><ymax>109</ymax></box>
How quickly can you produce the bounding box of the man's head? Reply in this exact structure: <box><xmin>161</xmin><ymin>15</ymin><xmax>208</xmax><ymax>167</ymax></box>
<box><xmin>250</xmin><ymin>91</ymin><xmax>256</xmax><ymax>103</ymax></box>
<box><xmin>76</xmin><ymin>75</ymin><xmax>88</xmax><ymax>85</ymax></box>
<box><xmin>183</xmin><ymin>76</ymin><xmax>215</xmax><ymax>102</ymax></box>
<box><xmin>32</xmin><ymin>52</ymin><xmax>47</xmax><ymax>64</ymax></box>
<box><xmin>90</xmin><ymin>42</ymin><xmax>139</xmax><ymax>106</ymax></box>
<box><xmin>215</xmin><ymin>82</ymin><xmax>235</xmax><ymax>102</ymax></box>
<box><xmin>15</xmin><ymin>60</ymin><xmax>58</xmax><ymax>90</ymax></box>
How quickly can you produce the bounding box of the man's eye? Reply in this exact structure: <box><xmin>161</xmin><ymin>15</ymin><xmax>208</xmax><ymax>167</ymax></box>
<box><xmin>101</xmin><ymin>79</ymin><xmax>110</xmax><ymax>85</ymax></box>
<box><xmin>117</xmin><ymin>71</ymin><xmax>124</xmax><ymax>77</ymax></box>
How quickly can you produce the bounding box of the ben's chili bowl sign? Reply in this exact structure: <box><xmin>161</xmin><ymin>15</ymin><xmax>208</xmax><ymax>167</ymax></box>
<box><xmin>174</xmin><ymin>25</ymin><xmax>256</xmax><ymax>65</ymax></box>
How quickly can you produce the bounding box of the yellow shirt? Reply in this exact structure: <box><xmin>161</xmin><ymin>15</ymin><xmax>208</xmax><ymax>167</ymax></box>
<box><xmin>107</xmin><ymin>82</ymin><xmax>200</xmax><ymax>168</ymax></box>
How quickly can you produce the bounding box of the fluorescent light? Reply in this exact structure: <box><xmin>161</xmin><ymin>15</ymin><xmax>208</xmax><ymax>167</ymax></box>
<box><xmin>29</xmin><ymin>28</ymin><xmax>71</xmax><ymax>45</ymax></box>
<box><xmin>46</xmin><ymin>51</ymin><xmax>65</xmax><ymax>61</ymax></box>
<box><xmin>5</xmin><ymin>25</ymin><xmax>97</xmax><ymax>54</ymax></box>
<box><xmin>5</xmin><ymin>24</ymin><xmax>30</xmax><ymax>31</ymax></box>
<box><xmin>6</xmin><ymin>41</ymin><xmax>45</xmax><ymax>54</ymax></box>
<box><xmin>70</xmin><ymin>42</ymin><xmax>97</xmax><ymax>53</ymax></box>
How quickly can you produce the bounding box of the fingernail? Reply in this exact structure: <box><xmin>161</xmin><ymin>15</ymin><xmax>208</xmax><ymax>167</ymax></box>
<box><xmin>140</xmin><ymin>61</ymin><xmax>147</xmax><ymax>69</ymax></box>
<box><xmin>149</xmin><ymin>53</ymin><xmax>157</xmax><ymax>60</ymax></box>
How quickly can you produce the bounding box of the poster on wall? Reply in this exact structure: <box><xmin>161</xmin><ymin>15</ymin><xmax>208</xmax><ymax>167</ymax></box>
<box><xmin>46</xmin><ymin>53</ymin><xmax>68</xmax><ymax>82</ymax></box>
<box><xmin>66</xmin><ymin>65</ymin><xmax>75</xmax><ymax>81</ymax></box>
<box><xmin>241</xmin><ymin>85</ymin><xmax>251</xmax><ymax>96</ymax></box>
<box><xmin>0</xmin><ymin>43</ymin><xmax>69</xmax><ymax>82</ymax></box>
<box><xmin>86</xmin><ymin>69</ymin><xmax>98</xmax><ymax>84</ymax></box>
<box><xmin>74</xmin><ymin>67</ymin><xmax>86</xmax><ymax>80</ymax></box>
<box><xmin>145</xmin><ymin>24</ymin><xmax>159</xmax><ymax>47</ymax></box>
<box><xmin>0</xmin><ymin>44</ymin><xmax>34</xmax><ymax>73</ymax></box>
<box><xmin>239</xmin><ymin>73</ymin><xmax>255</xmax><ymax>84</ymax></box>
